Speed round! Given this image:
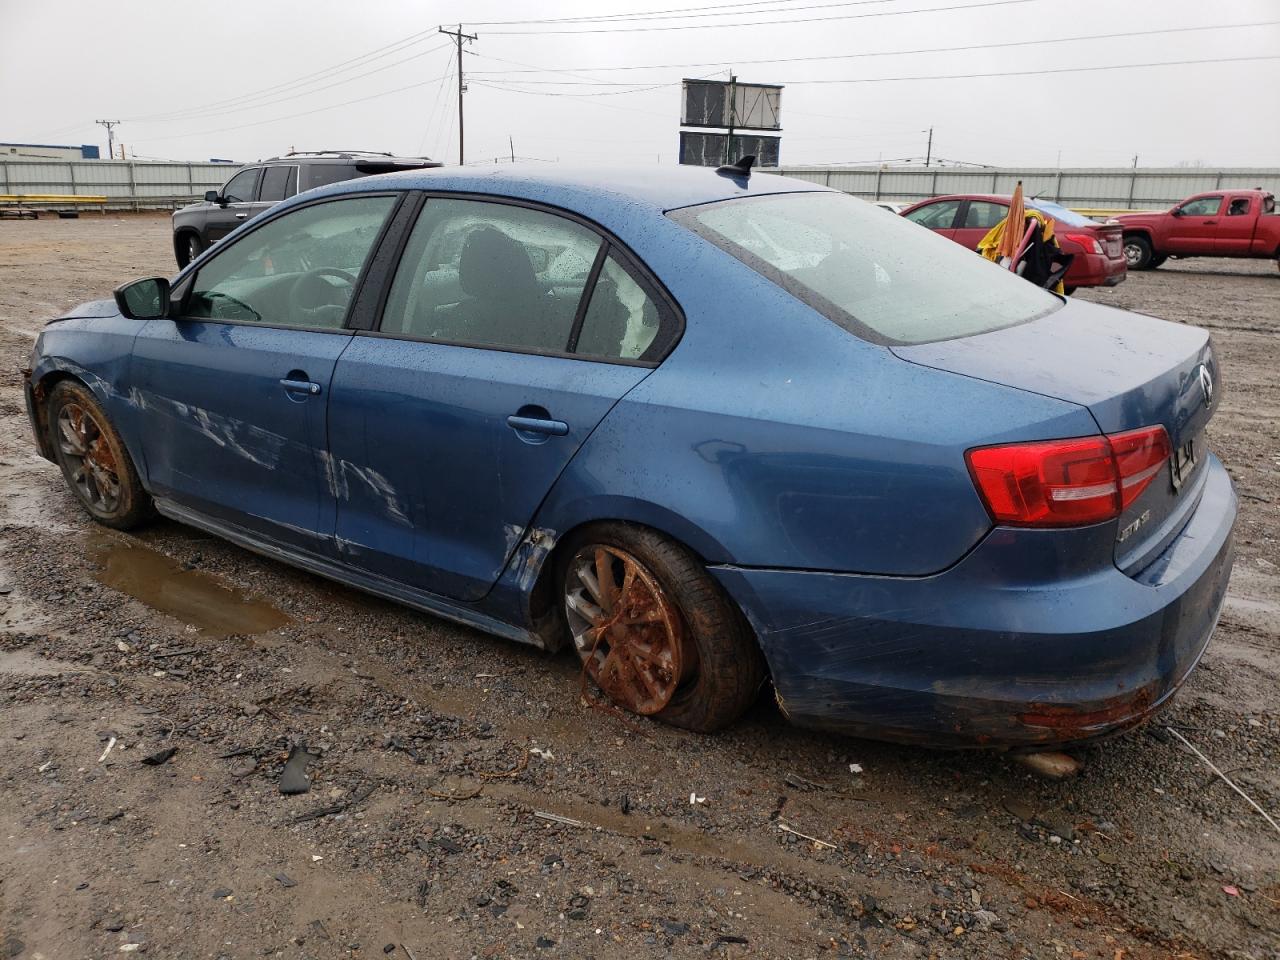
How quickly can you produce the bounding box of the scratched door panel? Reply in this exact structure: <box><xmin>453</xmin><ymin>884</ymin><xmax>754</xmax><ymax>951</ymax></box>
<box><xmin>326</xmin><ymin>336</ymin><xmax>650</xmax><ymax>601</ymax></box>
<box><xmin>131</xmin><ymin>319</ymin><xmax>352</xmax><ymax>555</ymax></box>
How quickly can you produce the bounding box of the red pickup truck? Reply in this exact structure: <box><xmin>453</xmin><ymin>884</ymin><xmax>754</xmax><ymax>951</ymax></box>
<box><xmin>1115</xmin><ymin>189</ymin><xmax>1280</xmax><ymax>270</ymax></box>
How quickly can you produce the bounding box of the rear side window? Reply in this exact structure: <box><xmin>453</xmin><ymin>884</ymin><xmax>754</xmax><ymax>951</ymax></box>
<box><xmin>259</xmin><ymin>165</ymin><xmax>297</xmax><ymax>202</ymax></box>
<box><xmin>574</xmin><ymin>254</ymin><xmax>662</xmax><ymax>361</ymax></box>
<box><xmin>672</xmin><ymin>192</ymin><xmax>1060</xmax><ymax>346</ymax></box>
<box><xmin>304</xmin><ymin>164</ymin><xmax>361</xmax><ymax>191</ymax></box>
<box><xmin>963</xmin><ymin>201</ymin><xmax>1007</xmax><ymax>229</ymax></box>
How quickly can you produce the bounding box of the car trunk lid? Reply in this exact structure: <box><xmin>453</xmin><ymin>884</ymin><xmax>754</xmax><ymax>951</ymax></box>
<box><xmin>892</xmin><ymin>298</ymin><xmax>1219</xmax><ymax>573</ymax></box>
<box><xmin>1093</xmin><ymin>221</ymin><xmax>1124</xmax><ymax>260</ymax></box>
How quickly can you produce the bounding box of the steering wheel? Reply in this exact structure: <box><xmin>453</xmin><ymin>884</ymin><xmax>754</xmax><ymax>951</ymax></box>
<box><xmin>288</xmin><ymin>268</ymin><xmax>357</xmax><ymax>325</ymax></box>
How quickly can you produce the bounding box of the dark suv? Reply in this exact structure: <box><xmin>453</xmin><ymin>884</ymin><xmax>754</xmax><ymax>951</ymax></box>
<box><xmin>171</xmin><ymin>151</ymin><xmax>441</xmax><ymax>266</ymax></box>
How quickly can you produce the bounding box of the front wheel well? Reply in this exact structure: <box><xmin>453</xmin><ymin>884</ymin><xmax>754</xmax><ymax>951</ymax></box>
<box><xmin>30</xmin><ymin>370</ymin><xmax>88</xmax><ymax>453</ymax></box>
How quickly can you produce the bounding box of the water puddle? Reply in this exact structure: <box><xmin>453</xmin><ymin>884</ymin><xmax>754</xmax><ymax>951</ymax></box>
<box><xmin>89</xmin><ymin>535</ymin><xmax>291</xmax><ymax>637</ymax></box>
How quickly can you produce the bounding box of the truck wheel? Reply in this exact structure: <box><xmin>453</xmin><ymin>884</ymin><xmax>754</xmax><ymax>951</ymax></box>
<box><xmin>560</xmin><ymin>523</ymin><xmax>766</xmax><ymax>733</ymax></box>
<box><xmin>176</xmin><ymin>232</ymin><xmax>205</xmax><ymax>269</ymax></box>
<box><xmin>1123</xmin><ymin>236</ymin><xmax>1153</xmax><ymax>270</ymax></box>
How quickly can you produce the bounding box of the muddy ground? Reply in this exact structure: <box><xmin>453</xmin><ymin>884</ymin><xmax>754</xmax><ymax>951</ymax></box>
<box><xmin>0</xmin><ymin>213</ymin><xmax>1276</xmax><ymax>960</ymax></box>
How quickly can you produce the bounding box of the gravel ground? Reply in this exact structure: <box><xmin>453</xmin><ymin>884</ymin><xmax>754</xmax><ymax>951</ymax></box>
<box><xmin>0</xmin><ymin>213</ymin><xmax>1277</xmax><ymax>960</ymax></box>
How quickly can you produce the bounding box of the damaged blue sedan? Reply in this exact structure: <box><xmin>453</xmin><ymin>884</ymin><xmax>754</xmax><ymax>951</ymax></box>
<box><xmin>25</xmin><ymin>162</ymin><xmax>1235</xmax><ymax>746</ymax></box>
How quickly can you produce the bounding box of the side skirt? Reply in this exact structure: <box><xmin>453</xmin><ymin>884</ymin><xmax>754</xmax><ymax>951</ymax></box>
<box><xmin>153</xmin><ymin>497</ymin><xmax>544</xmax><ymax>649</ymax></box>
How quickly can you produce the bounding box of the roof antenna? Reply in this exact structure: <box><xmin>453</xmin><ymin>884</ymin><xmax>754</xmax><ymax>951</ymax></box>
<box><xmin>716</xmin><ymin>155</ymin><xmax>755</xmax><ymax>179</ymax></box>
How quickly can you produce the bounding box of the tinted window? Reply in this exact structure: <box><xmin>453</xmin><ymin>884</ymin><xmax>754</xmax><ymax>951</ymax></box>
<box><xmin>672</xmin><ymin>192</ymin><xmax>1060</xmax><ymax>346</ymax></box>
<box><xmin>575</xmin><ymin>255</ymin><xmax>661</xmax><ymax>361</ymax></box>
<box><xmin>1178</xmin><ymin>196</ymin><xmax>1222</xmax><ymax>217</ymax></box>
<box><xmin>963</xmin><ymin>200</ymin><xmax>1007</xmax><ymax>229</ymax></box>
<box><xmin>903</xmin><ymin>200</ymin><xmax>960</xmax><ymax>229</ymax></box>
<box><xmin>186</xmin><ymin>195</ymin><xmax>396</xmax><ymax>329</ymax></box>
<box><xmin>381</xmin><ymin>198</ymin><xmax>603</xmax><ymax>353</ymax></box>
<box><xmin>259</xmin><ymin>165</ymin><xmax>295</xmax><ymax>203</ymax></box>
<box><xmin>303</xmin><ymin>164</ymin><xmax>361</xmax><ymax>191</ymax></box>
<box><xmin>222</xmin><ymin>168</ymin><xmax>260</xmax><ymax>203</ymax></box>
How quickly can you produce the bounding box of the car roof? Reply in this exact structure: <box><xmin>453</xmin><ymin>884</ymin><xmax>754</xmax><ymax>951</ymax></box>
<box><xmin>311</xmin><ymin>163</ymin><xmax>829</xmax><ymax>214</ymax></box>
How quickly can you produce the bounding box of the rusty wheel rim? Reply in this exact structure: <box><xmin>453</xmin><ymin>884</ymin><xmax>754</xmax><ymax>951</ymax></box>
<box><xmin>564</xmin><ymin>545</ymin><xmax>692</xmax><ymax>715</ymax></box>
<box><xmin>56</xmin><ymin>401</ymin><xmax>121</xmax><ymax>514</ymax></box>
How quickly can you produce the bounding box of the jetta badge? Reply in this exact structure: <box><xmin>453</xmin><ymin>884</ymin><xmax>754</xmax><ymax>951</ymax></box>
<box><xmin>1198</xmin><ymin>364</ymin><xmax>1214</xmax><ymax>407</ymax></box>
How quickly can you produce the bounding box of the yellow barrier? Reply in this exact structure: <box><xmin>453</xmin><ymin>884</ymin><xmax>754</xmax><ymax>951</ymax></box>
<box><xmin>1069</xmin><ymin>207</ymin><xmax>1147</xmax><ymax>218</ymax></box>
<box><xmin>0</xmin><ymin>194</ymin><xmax>108</xmax><ymax>204</ymax></box>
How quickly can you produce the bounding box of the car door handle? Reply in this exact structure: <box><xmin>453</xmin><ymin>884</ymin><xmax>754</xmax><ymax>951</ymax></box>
<box><xmin>235</xmin><ymin>213</ymin><xmax>249</xmax><ymax>219</ymax></box>
<box><xmin>506</xmin><ymin>415</ymin><xmax>568</xmax><ymax>437</ymax></box>
<box><xmin>280</xmin><ymin>378</ymin><xmax>321</xmax><ymax>396</ymax></box>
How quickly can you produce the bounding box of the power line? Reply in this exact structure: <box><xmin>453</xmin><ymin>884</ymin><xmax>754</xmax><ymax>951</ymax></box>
<box><xmin>474</xmin><ymin>54</ymin><xmax>1278</xmax><ymax>96</ymax></box>
<box><xmin>471</xmin><ymin>0</ymin><xmax>903</xmax><ymax>26</ymax></box>
<box><xmin>127</xmin><ymin>29</ymin><xmax>442</xmax><ymax>122</ymax></box>
<box><xmin>480</xmin><ymin>0</ymin><xmax>1039</xmax><ymax>34</ymax></box>
<box><xmin>130</xmin><ymin>72</ymin><xmax>453</xmax><ymax>144</ymax></box>
<box><xmin>466</xmin><ymin>21</ymin><xmax>1278</xmax><ymax>76</ymax></box>
<box><xmin>131</xmin><ymin>42</ymin><xmax>453</xmax><ymax>124</ymax></box>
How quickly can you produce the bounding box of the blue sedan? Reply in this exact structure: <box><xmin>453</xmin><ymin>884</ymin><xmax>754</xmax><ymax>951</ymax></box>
<box><xmin>24</xmin><ymin>163</ymin><xmax>1235</xmax><ymax>746</ymax></box>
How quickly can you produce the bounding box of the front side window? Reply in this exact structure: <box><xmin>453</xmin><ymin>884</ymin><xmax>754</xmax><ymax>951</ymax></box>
<box><xmin>222</xmin><ymin>168</ymin><xmax>260</xmax><ymax>203</ymax></box>
<box><xmin>1178</xmin><ymin>196</ymin><xmax>1222</xmax><ymax>217</ymax></box>
<box><xmin>671</xmin><ymin>192</ymin><xmax>1060</xmax><ymax>346</ymax></box>
<box><xmin>185</xmin><ymin>195</ymin><xmax>396</xmax><ymax>329</ymax></box>
<box><xmin>904</xmin><ymin>199</ymin><xmax>961</xmax><ymax>229</ymax></box>
<box><xmin>382</xmin><ymin>198</ymin><xmax>603</xmax><ymax>353</ymax></box>
<box><xmin>963</xmin><ymin>200</ymin><xmax>1008</xmax><ymax>230</ymax></box>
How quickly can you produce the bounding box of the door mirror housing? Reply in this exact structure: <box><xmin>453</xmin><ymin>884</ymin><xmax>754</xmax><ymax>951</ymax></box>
<box><xmin>114</xmin><ymin>277</ymin><xmax>171</xmax><ymax>320</ymax></box>
<box><xmin>1170</xmin><ymin>206</ymin><xmax>1183</xmax><ymax>217</ymax></box>
<box><xmin>204</xmin><ymin>190</ymin><xmax>226</xmax><ymax>205</ymax></box>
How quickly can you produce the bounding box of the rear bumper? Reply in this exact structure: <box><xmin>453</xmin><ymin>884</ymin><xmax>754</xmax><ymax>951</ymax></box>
<box><xmin>1066</xmin><ymin>250</ymin><xmax>1127</xmax><ymax>288</ymax></box>
<box><xmin>712</xmin><ymin>455</ymin><xmax>1236</xmax><ymax>748</ymax></box>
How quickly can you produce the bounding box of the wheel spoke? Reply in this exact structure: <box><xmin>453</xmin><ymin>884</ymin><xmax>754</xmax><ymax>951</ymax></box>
<box><xmin>58</xmin><ymin>418</ymin><xmax>86</xmax><ymax>455</ymax></box>
<box><xmin>594</xmin><ymin>548</ymin><xmax>617</xmax><ymax>614</ymax></box>
<box><xmin>565</xmin><ymin>589</ymin><xmax>603</xmax><ymax>625</ymax></box>
<box><xmin>575</xmin><ymin>561</ymin><xmax>604</xmax><ymax>604</ymax></box>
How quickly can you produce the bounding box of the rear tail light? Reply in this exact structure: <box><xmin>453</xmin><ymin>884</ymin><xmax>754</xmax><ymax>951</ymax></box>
<box><xmin>1063</xmin><ymin>232</ymin><xmax>1103</xmax><ymax>255</ymax></box>
<box><xmin>966</xmin><ymin>426</ymin><xmax>1170</xmax><ymax>527</ymax></box>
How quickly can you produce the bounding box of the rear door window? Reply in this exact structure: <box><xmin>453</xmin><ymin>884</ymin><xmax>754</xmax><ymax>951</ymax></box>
<box><xmin>304</xmin><ymin>164</ymin><xmax>361</xmax><ymax>191</ymax></box>
<box><xmin>381</xmin><ymin>198</ymin><xmax>603</xmax><ymax>353</ymax></box>
<box><xmin>962</xmin><ymin>201</ymin><xmax>1007</xmax><ymax>229</ymax></box>
<box><xmin>259</xmin><ymin>165</ymin><xmax>296</xmax><ymax>203</ymax></box>
<box><xmin>574</xmin><ymin>254</ymin><xmax>664</xmax><ymax>361</ymax></box>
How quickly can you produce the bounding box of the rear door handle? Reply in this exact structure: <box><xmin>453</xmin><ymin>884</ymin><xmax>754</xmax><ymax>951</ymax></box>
<box><xmin>235</xmin><ymin>213</ymin><xmax>249</xmax><ymax>219</ymax></box>
<box><xmin>506</xmin><ymin>415</ymin><xmax>568</xmax><ymax>437</ymax></box>
<box><xmin>280</xmin><ymin>378</ymin><xmax>321</xmax><ymax>396</ymax></box>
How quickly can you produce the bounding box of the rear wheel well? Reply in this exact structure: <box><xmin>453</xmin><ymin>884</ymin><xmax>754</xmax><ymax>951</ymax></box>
<box><xmin>527</xmin><ymin>519</ymin><xmax>767</xmax><ymax>667</ymax></box>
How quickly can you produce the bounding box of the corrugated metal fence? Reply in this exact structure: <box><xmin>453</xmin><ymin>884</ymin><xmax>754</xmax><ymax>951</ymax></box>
<box><xmin>776</xmin><ymin>165</ymin><xmax>1280</xmax><ymax>210</ymax></box>
<box><xmin>0</xmin><ymin>158</ymin><xmax>243</xmax><ymax>210</ymax></box>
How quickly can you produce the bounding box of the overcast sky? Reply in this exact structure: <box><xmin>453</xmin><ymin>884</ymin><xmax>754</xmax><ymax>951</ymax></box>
<box><xmin>4</xmin><ymin>0</ymin><xmax>1277</xmax><ymax>168</ymax></box>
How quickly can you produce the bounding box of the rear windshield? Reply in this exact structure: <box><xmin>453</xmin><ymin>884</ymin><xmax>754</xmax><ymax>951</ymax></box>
<box><xmin>1028</xmin><ymin>199</ymin><xmax>1096</xmax><ymax>227</ymax></box>
<box><xmin>670</xmin><ymin>192</ymin><xmax>1061</xmax><ymax>345</ymax></box>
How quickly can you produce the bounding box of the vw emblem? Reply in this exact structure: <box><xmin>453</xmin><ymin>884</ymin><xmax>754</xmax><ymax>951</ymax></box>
<box><xmin>1198</xmin><ymin>364</ymin><xmax>1214</xmax><ymax>406</ymax></box>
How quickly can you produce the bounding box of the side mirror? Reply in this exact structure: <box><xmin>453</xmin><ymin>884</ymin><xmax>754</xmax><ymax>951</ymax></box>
<box><xmin>114</xmin><ymin>277</ymin><xmax>171</xmax><ymax>320</ymax></box>
<box><xmin>204</xmin><ymin>190</ymin><xmax>225</xmax><ymax>205</ymax></box>
<box><xmin>1170</xmin><ymin>207</ymin><xmax>1183</xmax><ymax>217</ymax></box>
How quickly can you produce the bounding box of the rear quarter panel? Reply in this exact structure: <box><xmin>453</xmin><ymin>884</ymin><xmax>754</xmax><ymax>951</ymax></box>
<box><xmin>534</xmin><ymin>219</ymin><xmax>1097</xmax><ymax>576</ymax></box>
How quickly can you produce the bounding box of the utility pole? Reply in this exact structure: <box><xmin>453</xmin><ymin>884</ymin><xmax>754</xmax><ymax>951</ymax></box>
<box><xmin>924</xmin><ymin>127</ymin><xmax>933</xmax><ymax>168</ymax></box>
<box><xmin>439</xmin><ymin>24</ymin><xmax>477</xmax><ymax>166</ymax></box>
<box><xmin>724</xmin><ymin>73</ymin><xmax>737</xmax><ymax>165</ymax></box>
<box><xmin>95</xmin><ymin>120</ymin><xmax>120</xmax><ymax>161</ymax></box>
<box><xmin>509</xmin><ymin>135</ymin><xmax>515</xmax><ymax>163</ymax></box>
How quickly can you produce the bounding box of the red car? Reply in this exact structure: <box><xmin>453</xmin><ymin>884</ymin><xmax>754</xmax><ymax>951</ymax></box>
<box><xmin>900</xmin><ymin>194</ymin><xmax>1126</xmax><ymax>292</ymax></box>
